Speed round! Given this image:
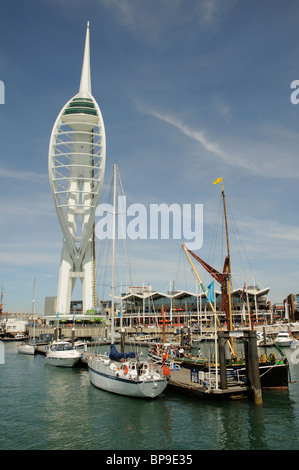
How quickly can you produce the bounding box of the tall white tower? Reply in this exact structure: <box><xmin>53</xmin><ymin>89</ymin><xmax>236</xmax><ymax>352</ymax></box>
<box><xmin>48</xmin><ymin>22</ymin><xmax>106</xmax><ymax>315</ymax></box>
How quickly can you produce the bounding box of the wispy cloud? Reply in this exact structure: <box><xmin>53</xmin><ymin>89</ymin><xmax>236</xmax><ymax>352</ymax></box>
<box><xmin>241</xmin><ymin>218</ymin><xmax>299</xmax><ymax>243</ymax></box>
<box><xmin>213</xmin><ymin>94</ymin><xmax>232</xmax><ymax>121</ymax></box>
<box><xmin>97</xmin><ymin>0</ymin><xmax>234</xmax><ymax>41</ymax></box>
<box><xmin>197</xmin><ymin>0</ymin><xmax>237</xmax><ymax>29</ymax></box>
<box><xmin>0</xmin><ymin>242</ymin><xmax>60</xmax><ymax>266</ymax></box>
<box><xmin>136</xmin><ymin>102</ymin><xmax>258</xmax><ymax>172</ymax></box>
<box><xmin>135</xmin><ymin>100</ymin><xmax>299</xmax><ymax>179</ymax></box>
<box><xmin>0</xmin><ymin>166</ymin><xmax>48</xmax><ymax>182</ymax></box>
<box><xmin>99</xmin><ymin>0</ymin><xmax>136</xmax><ymax>29</ymax></box>
<box><xmin>0</xmin><ymin>199</ymin><xmax>55</xmax><ymax>218</ymax></box>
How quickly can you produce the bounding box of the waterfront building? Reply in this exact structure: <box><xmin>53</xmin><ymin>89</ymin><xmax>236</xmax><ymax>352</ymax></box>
<box><xmin>105</xmin><ymin>284</ymin><xmax>272</xmax><ymax>327</ymax></box>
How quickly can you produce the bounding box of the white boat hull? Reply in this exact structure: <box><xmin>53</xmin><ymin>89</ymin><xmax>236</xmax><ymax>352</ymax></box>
<box><xmin>17</xmin><ymin>344</ymin><xmax>36</xmax><ymax>355</ymax></box>
<box><xmin>46</xmin><ymin>354</ymin><xmax>81</xmax><ymax>367</ymax></box>
<box><xmin>274</xmin><ymin>332</ymin><xmax>293</xmax><ymax>348</ymax></box>
<box><xmin>88</xmin><ymin>357</ymin><xmax>168</xmax><ymax>398</ymax></box>
<box><xmin>275</xmin><ymin>340</ymin><xmax>292</xmax><ymax>348</ymax></box>
<box><xmin>45</xmin><ymin>342</ymin><xmax>81</xmax><ymax>368</ymax></box>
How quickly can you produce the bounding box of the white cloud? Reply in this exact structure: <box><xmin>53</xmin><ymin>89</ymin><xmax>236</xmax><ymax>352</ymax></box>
<box><xmin>135</xmin><ymin>101</ymin><xmax>299</xmax><ymax>179</ymax></box>
<box><xmin>213</xmin><ymin>94</ymin><xmax>232</xmax><ymax>120</ymax></box>
<box><xmin>197</xmin><ymin>0</ymin><xmax>237</xmax><ymax>28</ymax></box>
<box><xmin>137</xmin><ymin>103</ymin><xmax>258</xmax><ymax>172</ymax></box>
<box><xmin>0</xmin><ymin>166</ymin><xmax>48</xmax><ymax>182</ymax></box>
<box><xmin>0</xmin><ymin>199</ymin><xmax>55</xmax><ymax>218</ymax></box>
<box><xmin>0</xmin><ymin>246</ymin><xmax>59</xmax><ymax>267</ymax></box>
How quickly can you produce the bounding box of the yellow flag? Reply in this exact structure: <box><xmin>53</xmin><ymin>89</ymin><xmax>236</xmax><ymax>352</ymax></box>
<box><xmin>213</xmin><ymin>177</ymin><xmax>223</xmax><ymax>185</ymax></box>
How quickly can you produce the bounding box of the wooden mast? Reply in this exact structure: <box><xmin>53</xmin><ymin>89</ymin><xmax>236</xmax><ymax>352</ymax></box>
<box><xmin>213</xmin><ymin>178</ymin><xmax>236</xmax><ymax>357</ymax></box>
<box><xmin>219</xmin><ymin>179</ymin><xmax>233</xmax><ymax>331</ymax></box>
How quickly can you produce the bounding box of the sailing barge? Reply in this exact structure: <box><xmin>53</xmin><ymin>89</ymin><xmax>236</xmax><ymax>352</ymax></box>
<box><xmin>180</xmin><ymin>353</ymin><xmax>289</xmax><ymax>390</ymax></box>
<box><xmin>149</xmin><ymin>177</ymin><xmax>289</xmax><ymax>391</ymax></box>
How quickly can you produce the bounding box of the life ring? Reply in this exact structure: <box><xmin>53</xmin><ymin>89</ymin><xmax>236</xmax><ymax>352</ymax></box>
<box><xmin>124</xmin><ymin>365</ymin><xmax>128</xmax><ymax>375</ymax></box>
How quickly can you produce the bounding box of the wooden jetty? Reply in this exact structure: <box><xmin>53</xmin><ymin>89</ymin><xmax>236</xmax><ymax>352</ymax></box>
<box><xmin>167</xmin><ymin>367</ymin><xmax>252</xmax><ymax>400</ymax></box>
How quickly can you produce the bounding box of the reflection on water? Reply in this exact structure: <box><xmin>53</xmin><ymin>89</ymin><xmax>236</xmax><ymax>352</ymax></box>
<box><xmin>0</xmin><ymin>342</ymin><xmax>299</xmax><ymax>450</ymax></box>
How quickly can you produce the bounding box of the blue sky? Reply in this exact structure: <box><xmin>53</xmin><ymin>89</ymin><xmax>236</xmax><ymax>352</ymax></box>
<box><xmin>1</xmin><ymin>0</ymin><xmax>299</xmax><ymax>313</ymax></box>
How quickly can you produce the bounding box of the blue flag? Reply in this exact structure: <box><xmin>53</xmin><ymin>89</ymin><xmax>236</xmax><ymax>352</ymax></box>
<box><xmin>56</xmin><ymin>312</ymin><xmax>59</xmax><ymax>320</ymax></box>
<box><xmin>118</xmin><ymin>304</ymin><xmax>123</xmax><ymax>318</ymax></box>
<box><xmin>207</xmin><ymin>281</ymin><xmax>215</xmax><ymax>303</ymax></box>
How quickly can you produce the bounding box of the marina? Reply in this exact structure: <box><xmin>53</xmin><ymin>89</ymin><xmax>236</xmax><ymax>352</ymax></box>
<box><xmin>24</xmin><ymin>324</ymin><xmax>292</xmax><ymax>402</ymax></box>
<box><xmin>1</xmin><ymin>2</ymin><xmax>299</xmax><ymax>454</ymax></box>
<box><xmin>1</xmin><ymin>339</ymin><xmax>299</xmax><ymax>450</ymax></box>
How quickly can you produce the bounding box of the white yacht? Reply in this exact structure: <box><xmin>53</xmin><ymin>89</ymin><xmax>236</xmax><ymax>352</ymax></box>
<box><xmin>274</xmin><ymin>331</ymin><xmax>293</xmax><ymax>348</ymax></box>
<box><xmin>17</xmin><ymin>341</ymin><xmax>36</xmax><ymax>355</ymax></box>
<box><xmin>45</xmin><ymin>340</ymin><xmax>81</xmax><ymax>367</ymax></box>
<box><xmin>88</xmin><ymin>345</ymin><xmax>168</xmax><ymax>398</ymax></box>
<box><xmin>87</xmin><ymin>165</ymin><xmax>168</xmax><ymax>399</ymax></box>
<box><xmin>17</xmin><ymin>277</ymin><xmax>37</xmax><ymax>356</ymax></box>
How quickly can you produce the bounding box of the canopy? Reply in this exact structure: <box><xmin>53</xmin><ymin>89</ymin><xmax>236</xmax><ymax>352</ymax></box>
<box><xmin>109</xmin><ymin>344</ymin><xmax>136</xmax><ymax>361</ymax></box>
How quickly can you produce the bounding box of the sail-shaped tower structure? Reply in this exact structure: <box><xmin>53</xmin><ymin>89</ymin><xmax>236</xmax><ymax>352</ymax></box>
<box><xmin>48</xmin><ymin>23</ymin><xmax>106</xmax><ymax>315</ymax></box>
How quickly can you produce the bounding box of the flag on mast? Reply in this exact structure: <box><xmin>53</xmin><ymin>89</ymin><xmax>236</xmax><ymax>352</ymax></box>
<box><xmin>207</xmin><ymin>281</ymin><xmax>215</xmax><ymax>303</ymax></box>
<box><xmin>213</xmin><ymin>177</ymin><xmax>223</xmax><ymax>185</ymax></box>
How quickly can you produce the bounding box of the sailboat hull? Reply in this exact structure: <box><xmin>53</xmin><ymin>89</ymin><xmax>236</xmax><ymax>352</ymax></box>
<box><xmin>17</xmin><ymin>343</ymin><xmax>36</xmax><ymax>355</ymax></box>
<box><xmin>88</xmin><ymin>357</ymin><xmax>168</xmax><ymax>398</ymax></box>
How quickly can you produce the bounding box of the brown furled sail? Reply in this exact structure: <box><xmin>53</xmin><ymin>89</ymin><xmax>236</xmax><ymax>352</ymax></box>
<box><xmin>187</xmin><ymin>249</ymin><xmax>232</xmax><ymax>329</ymax></box>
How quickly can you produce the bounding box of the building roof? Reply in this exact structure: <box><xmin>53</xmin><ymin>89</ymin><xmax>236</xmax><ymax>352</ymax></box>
<box><xmin>120</xmin><ymin>286</ymin><xmax>269</xmax><ymax>303</ymax></box>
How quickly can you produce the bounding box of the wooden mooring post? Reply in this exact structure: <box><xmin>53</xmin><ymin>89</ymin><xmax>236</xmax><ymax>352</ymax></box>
<box><xmin>218</xmin><ymin>330</ymin><xmax>262</xmax><ymax>405</ymax></box>
<box><xmin>120</xmin><ymin>328</ymin><xmax>126</xmax><ymax>353</ymax></box>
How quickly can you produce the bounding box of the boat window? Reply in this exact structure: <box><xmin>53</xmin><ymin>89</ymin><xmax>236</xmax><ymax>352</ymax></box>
<box><xmin>52</xmin><ymin>344</ymin><xmax>73</xmax><ymax>351</ymax></box>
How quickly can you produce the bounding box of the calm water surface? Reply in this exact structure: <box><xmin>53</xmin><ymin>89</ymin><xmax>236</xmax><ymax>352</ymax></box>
<box><xmin>0</xmin><ymin>342</ymin><xmax>299</xmax><ymax>450</ymax></box>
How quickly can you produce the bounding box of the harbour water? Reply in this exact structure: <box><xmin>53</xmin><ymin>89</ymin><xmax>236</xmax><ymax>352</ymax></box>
<box><xmin>0</xmin><ymin>341</ymin><xmax>299</xmax><ymax>451</ymax></box>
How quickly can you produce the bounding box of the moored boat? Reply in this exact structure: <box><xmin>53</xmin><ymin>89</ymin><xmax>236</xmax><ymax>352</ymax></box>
<box><xmin>274</xmin><ymin>331</ymin><xmax>293</xmax><ymax>347</ymax></box>
<box><xmin>88</xmin><ymin>345</ymin><xmax>168</xmax><ymax>398</ymax></box>
<box><xmin>17</xmin><ymin>278</ymin><xmax>37</xmax><ymax>356</ymax></box>
<box><xmin>45</xmin><ymin>340</ymin><xmax>81</xmax><ymax>367</ymax></box>
<box><xmin>87</xmin><ymin>165</ymin><xmax>168</xmax><ymax>398</ymax></box>
<box><xmin>17</xmin><ymin>341</ymin><xmax>36</xmax><ymax>355</ymax></box>
<box><xmin>3</xmin><ymin>333</ymin><xmax>28</xmax><ymax>342</ymax></box>
<box><xmin>148</xmin><ymin>342</ymin><xmax>289</xmax><ymax>390</ymax></box>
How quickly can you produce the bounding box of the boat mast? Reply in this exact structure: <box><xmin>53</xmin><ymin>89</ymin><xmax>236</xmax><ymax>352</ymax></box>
<box><xmin>32</xmin><ymin>276</ymin><xmax>36</xmax><ymax>342</ymax></box>
<box><xmin>111</xmin><ymin>163</ymin><xmax>117</xmax><ymax>345</ymax></box>
<box><xmin>162</xmin><ymin>304</ymin><xmax>166</xmax><ymax>344</ymax></box>
<box><xmin>0</xmin><ymin>284</ymin><xmax>4</xmax><ymax>317</ymax></box>
<box><xmin>218</xmin><ymin>179</ymin><xmax>233</xmax><ymax>331</ymax></box>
